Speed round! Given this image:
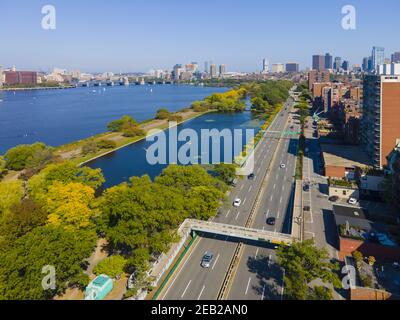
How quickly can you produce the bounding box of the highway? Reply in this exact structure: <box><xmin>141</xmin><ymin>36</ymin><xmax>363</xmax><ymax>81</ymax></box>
<box><xmin>160</xmin><ymin>94</ymin><xmax>297</xmax><ymax>301</ymax></box>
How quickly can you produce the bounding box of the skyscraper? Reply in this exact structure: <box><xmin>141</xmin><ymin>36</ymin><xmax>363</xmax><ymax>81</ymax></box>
<box><xmin>372</xmin><ymin>46</ymin><xmax>385</xmax><ymax>72</ymax></box>
<box><xmin>210</xmin><ymin>64</ymin><xmax>217</xmax><ymax>78</ymax></box>
<box><xmin>219</xmin><ymin>64</ymin><xmax>226</xmax><ymax>75</ymax></box>
<box><xmin>312</xmin><ymin>55</ymin><xmax>325</xmax><ymax>71</ymax></box>
<box><xmin>204</xmin><ymin>61</ymin><xmax>209</xmax><ymax>74</ymax></box>
<box><xmin>392</xmin><ymin>52</ymin><xmax>400</xmax><ymax>63</ymax></box>
<box><xmin>334</xmin><ymin>57</ymin><xmax>342</xmax><ymax>71</ymax></box>
<box><xmin>262</xmin><ymin>58</ymin><xmax>269</xmax><ymax>73</ymax></box>
<box><xmin>361</xmin><ymin>71</ymin><xmax>400</xmax><ymax>168</ymax></box>
<box><xmin>325</xmin><ymin>53</ymin><xmax>333</xmax><ymax>70</ymax></box>
<box><xmin>342</xmin><ymin>60</ymin><xmax>350</xmax><ymax>71</ymax></box>
<box><xmin>0</xmin><ymin>66</ymin><xmax>3</xmax><ymax>87</ymax></box>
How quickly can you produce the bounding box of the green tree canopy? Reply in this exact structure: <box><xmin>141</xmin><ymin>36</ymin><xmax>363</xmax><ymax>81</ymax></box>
<box><xmin>93</xmin><ymin>255</ymin><xmax>127</xmax><ymax>278</ymax></box>
<box><xmin>276</xmin><ymin>240</ymin><xmax>341</xmax><ymax>300</ymax></box>
<box><xmin>4</xmin><ymin>143</ymin><xmax>54</xmax><ymax>171</ymax></box>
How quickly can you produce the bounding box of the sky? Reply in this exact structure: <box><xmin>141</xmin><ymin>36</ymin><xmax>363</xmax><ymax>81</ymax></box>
<box><xmin>0</xmin><ymin>0</ymin><xmax>399</xmax><ymax>73</ymax></box>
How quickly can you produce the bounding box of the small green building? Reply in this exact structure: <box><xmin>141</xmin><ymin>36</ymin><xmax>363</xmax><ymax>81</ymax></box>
<box><xmin>84</xmin><ymin>275</ymin><xmax>113</xmax><ymax>300</ymax></box>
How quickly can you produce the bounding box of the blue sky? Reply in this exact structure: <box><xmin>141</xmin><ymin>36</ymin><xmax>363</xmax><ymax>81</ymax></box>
<box><xmin>0</xmin><ymin>0</ymin><xmax>399</xmax><ymax>72</ymax></box>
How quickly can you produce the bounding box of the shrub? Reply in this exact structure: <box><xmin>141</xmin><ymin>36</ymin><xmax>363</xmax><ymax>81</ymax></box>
<box><xmin>97</xmin><ymin>139</ymin><xmax>117</xmax><ymax>150</ymax></box>
<box><xmin>122</xmin><ymin>126</ymin><xmax>145</xmax><ymax>138</ymax></box>
<box><xmin>93</xmin><ymin>255</ymin><xmax>127</xmax><ymax>278</ymax></box>
<box><xmin>4</xmin><ymin>143</ymin><xmax>53</xmax><ymax>171</ymax></box>
<box><xmin>81</xmin><ymin>141</ymin><xmax>98</xmax><ymax>155</ymax></box>
<box><xmin>155</xmin><ymin>108</ymin><xmax>170</xmax><ymax>120</ymax></box>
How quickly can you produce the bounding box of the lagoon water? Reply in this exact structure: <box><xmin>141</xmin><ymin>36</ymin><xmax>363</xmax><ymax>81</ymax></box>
<box><xmin>87</xmin><ymin>111</ymin><xmax>262</xmax><ymax>189</ymax></box>
<box><xmin>0</xmin><ymin>85</ymin><xmax>227</xmax><ymax>154</ymax></box>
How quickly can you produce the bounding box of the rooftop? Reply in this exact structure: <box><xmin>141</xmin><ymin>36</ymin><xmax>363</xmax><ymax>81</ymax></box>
<box><xmin>333</xmin><ymin>204</ymin><xmax>372</xmax><ymax>232</ymax></box>
<box><xmin>321</xmin><ymin>144</ymin><xmax>372</xmax><ymax>168</ymax></box>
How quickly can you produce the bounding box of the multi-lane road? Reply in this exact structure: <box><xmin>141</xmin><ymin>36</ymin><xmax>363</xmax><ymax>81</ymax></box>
<box><xmin>160</xmin><ymin>93</ymin><xmax>300</xmax><ymax>300</ymax></box>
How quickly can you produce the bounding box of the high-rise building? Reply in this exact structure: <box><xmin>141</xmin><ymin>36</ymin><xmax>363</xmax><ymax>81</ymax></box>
<box><xmin>308</xmin><ymin>70</ymin><xmax>330</xmax><ymax>95</ymax></box>
<box><xmin>342</xmin><ymin>60</ymin><xmax>350</xmax><ymax>71</ymax></box>
<box><xmin>262</xmin><ymin>58</ymin><xmax>269</xmax><ymax>73</ymax></box>
<box><xmin>334</xmin><ymin>57</ymin><xmax>342</xmax><ymax>71</ymax></box>
<box><xmin>204</xmin><ymin>61</ymin><xmax>209</xmax><ymax>74</ymax></box>
<box><xmin>210</xmin><ymin>64</ymin><xmax>217</xmax><ymax>78</ymax></box>
<box><xmin>219</xmin><ymin>64</ymin><xmax>226</xmax><ymax>75</ymax></box>
<box><xmin>173</xmin><ymin>64</ymin><xmax>183</xmax><ymax>81</ymax></box>
<box><xmin>272</xmin><ymin>63</ymin><xmax>285</xmax><ymax>73</ymax></box>
<box><xmin>378</xmin><ymin>63</ymin><xmax>400</xmax><ymax>76</ymax></box>
<box><xmin>362</xmin><ymin>57</ymin><xmax>373</xmax><ymax>72</ymax></box>
<box><xmin>391</xmin><ymin>52</ymin><xmax>400</xmax><ymax>63</ymax></box>
<box><xmin>361</xmin><ymin>72</ymin><xmax>400</xmax><ymax>168</ymax></box>
<box><xmin>372</xmin><ymin>46</ymin><xmax>385</xmax><ymax>72</ymax></box>
<box><xmin>312</xmin><ymin>55</ymin><xmax>325</xmax><ymax>71</ymax></box>
<box><xmin>325</xmin><ymin>53</ymin><xmax>333</xmax><ymax>70</ymax></box>
<box><xmin>285</xmin><ymin>62</ymin><xmax>299</xmax><ymax>73</ymax></box>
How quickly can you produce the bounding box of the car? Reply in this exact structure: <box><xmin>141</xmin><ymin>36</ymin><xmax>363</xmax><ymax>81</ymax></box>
<box><xmin>248</xmin><ymin>173</ymin><xmax>255</xmax><ymax>180</ymax></box>
<box><xmin>303</xmin><ymin>206</ymin><xmax>311</xmax><ymax>212</ymax></box>
<box><xmin>231</xmin><ymin>178</ymin><xmax>238</xmax><ymax>187</ymax></box>
<box><xmin>348</xmin><ymin>197</ymin><xmax>358</xmax><ymax>205</ymax></box>
<box><xmin>303</xmin><ymin>184</ymin><xmax>310</xmax><ymax>192</ymax></box>
<box><xmin>329</xmin><ymin>196</ymin><xmax>339</xmax><ymax>202</ymax></box>
<box><xmin>266</xmin><ymin>217</ymin><xmax>276</xmax><ymax>226</ymax></box>
<box><xmin>201</xmin><ymin>252</ymin><xmax>214</xmax><ymax>268</ymax></box>
<box><xmin>280</xmin><ymin>163</ymin><xmax>286</xmax><ymax>169</ymax></box>
<box><xmin>233</xmin><ymin>198</ymin><xmax>242</xmax><ymax>207</ymax></box>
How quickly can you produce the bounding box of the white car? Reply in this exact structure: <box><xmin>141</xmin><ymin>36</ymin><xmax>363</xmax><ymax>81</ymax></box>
<box><xmin>348</xmin><ymin>198</ymin><xmax>358</xmax><ymax>205</ymax></box>
<box><xmin>280</xmin><ymin>164</ymin><xmax>286</xmax><ymax>169</ymax></box>
<box><xmin>233</xmin><ymin>198</ymin><xmax>242</xmax><ymax>207</ymax></box>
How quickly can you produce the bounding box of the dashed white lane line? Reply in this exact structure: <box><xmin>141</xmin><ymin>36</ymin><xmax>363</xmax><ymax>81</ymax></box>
<box><xmin>273</xmin><ymin>183</ymin><xmax>276</xmax><ymax>190</ymax></box>
<box><xmin>277</xmin><ymin>211</ymin><xmax>280</xmax><ymax>219</ymax></box>
<box><xmin>280</xmin><ymin>197</ymin><xmax>283</xmax><ymax>204</ymax></box>
<box><xmin>212</xmin><ymin>254</ymin><xmax>220</xmax><ymax>270</ymax></box>
<box><xmin>245</xmin><ymin>277</ymin><xmax>252</xmax><ymax>295</ymax></box>
<box><xmin>255</xmin><ymin>248</ymin><xmax>259</xmax><ymax>259</ymax></box>
<box><xmin>270</xmin><ymin>195</ymin><xmax>273</xmax><ymax>202</ymax></box>
<box><xmin>181</xmin><ymin>280</ymin><xmax>192</xmax><ymax>298</ymax></box>
<box><xmin>268</xmin><ymin>253</ymin><xmax>272</xmax><ymax>267</ymax></box>
<box><xmin>249</xmin><ymin>186</ymin><xmax>253</xmax><ymax>193</ymax></box>
<box><xmin>240</xmin><ymin>185</ymin><xmax>244</xmax><ymax>191</ymax></box>
<box><xmin>225</xmin><ymin>209</ymin><xmax>231</xmax><ymax>218</ymax></box>
<box><xmin>197</xmin><ymin>285</ymin><xmax>206</xmax><ymax>300</ymax></box>
<box><xmin>235</xmin><ymin>211</ymin><xmax>240</xmax><ymax>221</ymax></box>
<box><xmin>243</xmin><ymin>198</ymin><xmax>247</xmax><ymax>205</ymax></box>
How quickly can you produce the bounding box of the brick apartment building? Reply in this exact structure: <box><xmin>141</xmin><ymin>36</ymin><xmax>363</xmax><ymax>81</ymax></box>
<box><xmin>361</xmin><ymin>74</ymin><xmax>400</xmax><ymax>168</ymax></box>
<box><xmin>308</xmin><ymin>70</ymin><xmax>330</xmax><ymax>95</ymax></box>
<box><xmin>4</xmin><ymin>71</ymin><xmax>38</xmax><ymax>86</ymax></box>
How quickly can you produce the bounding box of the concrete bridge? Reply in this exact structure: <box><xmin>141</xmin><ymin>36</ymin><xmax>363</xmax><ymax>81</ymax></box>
<box><xmin>185</xmin><ymin>219</ymin><xmax>293</xmax><ymax>246</ymax></box>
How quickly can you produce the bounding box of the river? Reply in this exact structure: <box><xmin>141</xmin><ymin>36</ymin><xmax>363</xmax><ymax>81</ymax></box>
<box><xmin>0</xmin><ymin>84</ymin><xmax>227</xmax><ymax>154</ymax></box>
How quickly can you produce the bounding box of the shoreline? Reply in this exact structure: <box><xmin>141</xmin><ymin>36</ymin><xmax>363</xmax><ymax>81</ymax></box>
<box><xmin>0</xmin><ymin>86</ymin><xmax>75</xmax><ymax>91</ymax></box>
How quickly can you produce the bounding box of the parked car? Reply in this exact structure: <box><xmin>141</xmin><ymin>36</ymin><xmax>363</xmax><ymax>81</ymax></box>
<box><xmin>280</xmin><ymin>163</ymin><xmax>286</xmax><ymax>169</ymax></box>
<box><xmin>329</xmin><ymin>196</ymin><xmax>339</xmax><ymax>202</ymax></box>
<box><xmin>267</xmin><ymin>217</ymin><xmax>276</xmax><ymax>226</ymax></box>
<box><xmin>233</xmin><ymin>198</ymin><xmax>242</xmax><ymax>207</ymax></box>
<box><xmin>303</xmin><ymin>206</ymin><xmax>311</xmax><ymax>212</ymax></box>
<box><xmin>303</xmin><ymin>184</ymin><xmax>310</xmax><ymax>192</ymax></box>
<box><xmin>201</xmin><ymin>252</ymin><xmax>214</xmax><ymax>268</ymax></box>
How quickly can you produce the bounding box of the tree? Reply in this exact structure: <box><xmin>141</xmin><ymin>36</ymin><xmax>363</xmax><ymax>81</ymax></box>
<box><xmin>125</xmin><ymin>248</ymin><xmax>150</xmax><ymax>273</ymax></box>
<box><xmin>368</xmin><ymin>256</ymin><xmax>376</xmax><ymax>266</ymax></box>
<box><xmin>0</xmin><ymin>226</ymin><xmax>97</xmax><ymax>300</ymax></box>
<box><xmin>45</xmin><ymin>182</ymin><xmax>96</xmax><ymax>231</ymax></box>
<box><xmin>93</xmin><ymin>255</ymin><xmax>127</xmax><ymax>278</ymax></box>
<box><xmin>309</xmin><ymin>286</ymin><xmax>334</xmax><ymax>300</ymax></box>
<box><xmin>97</xmin><ymin>139</ymin><xmax>117</xmax><ymax>150</ymax></box>
<box><xmin>213</xmin><ymin>163</ymin><xmax>237</xmax><ymax>184</ymax></box>
<box><xmin>122</xmin><ymin>125</ymin><xmax>144</xmax><ymax>138</ymax></box>
<box><xmin>0</xmin><ymin>181</ymin><xmax>23</xmax><ymax>219</ymax></box>
<box><xmin>155</xmin><ymin>108</ymin><xmax>171</xmax><ymax>120</ymax></box>
<box><xmin>4</xmin><ymin>143</ymin><xmax>53</xmax><ymax>170</ymax></box>
<box><xmin>276</xmin><ymin>240</ymin><xmax>341</xmax><ymax>300</ymax></box>
<box><xmin>107</xmin><ymin>115</ymin><xmax>138</xmax><ymax>132</ymax></box>
<box><xmin>0</xmin><ymin>199</ymin><xmax>47</xmax><ymax>250</ymax></box>
<box><xmin>352</xmin><ymin>250</ymin><xmax>363</xmax><ymax>268</ymax></box>
<box><xmin>28</xmin><ymin>161</ymin><xmax>104</xmax><ymax>201</ymax></box>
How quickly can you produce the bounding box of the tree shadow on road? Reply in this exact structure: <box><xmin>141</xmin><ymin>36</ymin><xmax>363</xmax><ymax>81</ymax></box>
<box><xmin>246</xmin><ymin>255</ymin><xmax>283</xmax><ymax>300</ymax></box>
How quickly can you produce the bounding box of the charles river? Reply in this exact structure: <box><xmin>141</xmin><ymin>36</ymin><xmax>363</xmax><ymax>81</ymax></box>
<box><xmin>0</xmin><ymin>85</ymin><xmax>262</xmax><ymax>188</ymax></box>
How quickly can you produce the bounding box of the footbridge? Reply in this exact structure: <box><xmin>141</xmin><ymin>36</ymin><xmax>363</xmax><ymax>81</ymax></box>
<box><xmin>185</xmin><ymin>219</ymin><xmax>293</xmax><ymax>246</ymax></box>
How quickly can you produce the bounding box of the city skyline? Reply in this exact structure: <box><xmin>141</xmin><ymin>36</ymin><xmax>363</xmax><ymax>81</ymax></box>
<box><xmin>1</xmin><ymin>0</ymin><xmax>400</xmax><ymax>72</ymax></box>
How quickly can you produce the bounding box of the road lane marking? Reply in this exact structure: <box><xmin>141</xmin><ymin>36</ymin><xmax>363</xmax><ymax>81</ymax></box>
<box><xmin>235</xmin><ymin>211</ymin><xmax>240</xmax><ymax>221</ymax></box>
<box><xmin>268</xmin><ymin>253</ymin><xmax>272</xmax><ymax>267</ymax></box>
<box><xmin>212</xmin><ymin>254</ymin><xmax>220</xmax><ymax>270</ymax></box>
<box><xmin>225</xmin><ymin>210</ymin><xmax>231</xmax><ymax>218</ymax></box>
<box><xmin>249</xmin><ymin>186</ymin><xmax>253</xmax><ymax>193</ymax></box>
<box><xmin>270</xmin><ymin>195</ymin><xmax>273</xmax><ymax>202</ymax></box>
<box><xmin>197</xmin><ymin>286</ymin><xmax>206</xmax><ymax>300</ymax></box>
<box><xmin>280</xmin><ymin>197</ymin><xmax>283</xmax><ymax>204</ymax></box>
<box><xmin>273</xmin><ymin>183</ymin><xmax>276</xmax><ymax>190</ymax></box>
<box><xmin>277</xmin><ymin>211</ymin><xmax>280</xmax><ymax>219</ymax></box>
<box><xmin>181</xmin><ymin>280</ymin><xmax>192</xmax><ymax>298</ymax></box>
<box><xmin>255</xmin><ymin>248</ymin><xmax>259</xmax><ymax>258</ymax></box>
<box><xmin>243</xmin><ymin>198</ymin><xmax>247</xmax><ymax>205</ymax></box>
<box><xmin>245</xmin><ymin>277</ymin><xmax>252</xmax><ymax>295</ymax></box>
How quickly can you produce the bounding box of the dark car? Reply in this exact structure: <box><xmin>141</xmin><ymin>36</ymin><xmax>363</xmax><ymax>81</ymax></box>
<box><xmin>248</xmin><ymin>173</ymin><xmax>255</xmax><ymax>180</ymax></box>
<box><xmin>303</xmin><ymin>184</ymin><xmax>310</xmax><ymax>192</ymax></box>
<box><xmin>266</xmin><ymin>217</ymin><xmax>276</xmax><ymax>226</ymax></box>
<box><xmin>329</xmin><ymin>196</ymin><xmax>339</xmax><ymax>202</ymax></box>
